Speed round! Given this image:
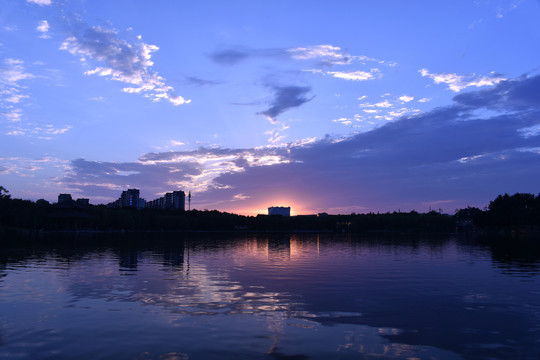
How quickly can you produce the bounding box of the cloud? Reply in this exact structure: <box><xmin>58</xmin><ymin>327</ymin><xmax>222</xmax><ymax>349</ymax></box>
<box><xmin>264</xmin><ymin>122</ymin><xmax>290</xmax><ymax>144</ymax></box>
<box><xmin>287</xmin><ymin>45</ymin><xmax>352</xmax><ymax>65</ymax></box>
<box><xmin>259</xmin><ymin>85</ymin><xmax>313</xmax><ymax>123</ymax></box>
<box><xmin>209</xmin><ymin>44</ymin><xmax>380</xmax><ymax>68</ymax></box>
<box><xmin>36</xmin><ymin>20</ymin><xmax>50</xmax><ymax>38</ymax></box>
<box><xmin>399</xmin><ymin>95</ymin><xmax>414</xmax><ymax>103</ymax></box>
<box><xmin>327</xmin><ymin>70</ymin><xmax>379</xmax><ymax>81</ymax></box>
<box><xmin>420</xmin><ymin>68</ymin><xmax>505</xmax><ymax>92</ymax></box>
<box><xmin>27</xmin><ymin>0</ymin><xmax>52</xmax><ymax>5</ymax></box>
<box><xmin>453</xmin><ymin>74</ymin><xmax>540</xmax><ymax>111</ymax></box>
<box><xmin>60</xmin><ymin>24</ymin><xmax>190</xmax><ymax>106</ymax></box>
<box><xmin>61</xmin><ymin>147</ymin><xmax>293</xmax><ymax>202</ymax></box>
<box><xmin>0</xmin><ymin>59</ymin><xmax>34</xmax><ymax>124</ymax></box>
<box><xmin>0</xmin><ymin>58</ymin><xmax>71</xmax><ymax>138</ymax></box>
<box><xmin>55</xmin><ymin>72</ymin><xmax>540</xmax><ymax>214</ymax></box>
<box><xmin>5</xmin><ymin>123</ymin><xmax>72</xmax><ymax>139</ymax></box>
<box><xmin>208</xmin><ymin>48</ymin><xmax>253</xmax><ymax>65</ymax></box>
<box><xmin>0</xmin><ymin>156</ymin><xmax>67</xmax><ymax>178</ymax></box>
<box><xmin>185</xmin><ymin>76</ymin><xmax>221</xmax><ymax>86</ymax></box>
<box><xmin>0</xmin><ymin>58</ymin><xmax>34</xmax><ymax>83</ymax></box>
<box><xmin>3</xmin><ymin>110</ymin><xmax>22</xmax><ymax>122</ymax></box>
<box><xmin>361</xmin><ymin>100</ymin><xmax>393</xmax><ymax>108</ymax></box>
<box><xmin>195</xmin><ymin>73</ymin><xmax>540</xmax><ymax>213</ymax></box>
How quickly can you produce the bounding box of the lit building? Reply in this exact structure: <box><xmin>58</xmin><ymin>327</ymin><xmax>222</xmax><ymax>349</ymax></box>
<box><xmin>107</xmin><ymin>188</ymin><xmax>144</xmax><ymax>209</ymax></box>
<box><xmin>121</xmin><ymin>189</ymin><xmax>140</xmax><ymax>208</ymax></box>
<box><xmin>268</xmin><ymin>206</ymin><xmax>291</xmax><ymax>216</ymax></box>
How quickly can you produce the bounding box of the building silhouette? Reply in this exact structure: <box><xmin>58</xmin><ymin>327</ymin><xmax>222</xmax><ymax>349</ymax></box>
<box><xmin>76</xmin><ymin>198</ymin><xmax>89</xmax><ymax>206</ymax></box>
<box><xmin>268</xmin><ymin>206</ymin><xmax>291</xmax><ymax>216</ymax></box>
<box><xmin>58</xmin><ymin>193</ymin><xmax>73</xmax><ymax>204</ymax></box>
<box><xmin>107</xmin><ymin>188</ymin><xmax>145</xmax><ymax>209</ymax></box>
<box><xmin>146</xmin><ymin>190</ymin><xmax>185</xmax><ymax>210</ymax></box>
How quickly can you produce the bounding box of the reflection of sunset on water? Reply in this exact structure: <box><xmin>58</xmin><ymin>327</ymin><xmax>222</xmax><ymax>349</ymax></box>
<box><xmin>2</xmin><ymin>233</ymin><xmax>539</xmax><ymax>359</ymax></box>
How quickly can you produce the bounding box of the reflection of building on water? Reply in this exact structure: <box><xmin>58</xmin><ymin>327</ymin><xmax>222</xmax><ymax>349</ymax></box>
<box><xmin>117</xmin><ymin>248</ymin><xmax>139</xmax><ymax>270</ymax></box>
<box><xmin>115</xmin><ymin>245</ymin><xmax>185</xmax><ymax>271</ymax></box>
<box><xmin>160</xmin><ymin>246</ymin><xmax>185</xmax><ymax>269</ymax></box>
<box><xmin>267</xmin><ymin>236</ymin><xmax>291</xmax><ymax>261</ymax></box>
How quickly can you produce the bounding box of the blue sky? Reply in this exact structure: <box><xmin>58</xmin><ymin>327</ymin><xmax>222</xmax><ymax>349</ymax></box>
<box><xmin>1</xmin><ymin>0</ymin><xmax>539</xmax><ymax>215</ymax></box>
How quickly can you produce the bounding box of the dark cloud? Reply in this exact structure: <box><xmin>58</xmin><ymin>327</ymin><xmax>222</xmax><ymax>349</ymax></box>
<box><xmin>208</xmin><ymin>45</ymin><xmax>357</xmax><ymax>67</ymax></box>
<box><xmin>185</xmin><ymin>76</ymin><xmax>221</xmax><ymax>86</ymax></box>
<box><xmin>198</xmin><ymin>74</ymin><xmax>540</xmax><ymax>213</ymax></box>
<box><xmin>454</xmin><ymin>74</ymin><xmax>540</xmax><ymax>110</ymax></box>
<box><xmin>208</xmin><ymin>47</ymin><xmax>286</xmax><ymax>65</ymax></box>
<box><xmin>63</xmin><ymin>157</ymin><xmax>201</xmax><ymax>200</ymax></box>
<box><xmin>208</xmin><ymin>49</ymin><xmax>251</xmax><ymax>65</ymax></box>
<box><xmin>62</xmin><ymin>74</ymin><xmax>540</xmax><ymax>213</ymax></box>
<box><xmin>63</xmin><ymin>148</ymin><xmax>289</xmax><ymax>202</ymax></box>
<box><xmin>259</xmin><ymin>85</ymin><xmax>314</xmax><ymax>123</ymax></box>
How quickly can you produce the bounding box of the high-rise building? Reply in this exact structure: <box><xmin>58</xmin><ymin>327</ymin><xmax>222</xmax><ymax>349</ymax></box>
<box><xmin>145</xmin><ymin>190</ymin><xmax>185</xmax><ymax>210</ymax></box>
<box><xmin>121</xmin><ymin>189</ymin><xmax>140</xmax><ymax>208</ymax></box>
<box><xmin>172</xmin><ymin>191</ymin><xmax>185</xmax><ymax>211</ymax></box>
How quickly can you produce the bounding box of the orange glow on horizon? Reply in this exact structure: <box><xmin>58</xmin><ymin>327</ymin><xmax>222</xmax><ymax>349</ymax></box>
<box><xmin>224</xmin><ymin>193</ymin><xmax>314</xmax><ymax>216</ymax></box>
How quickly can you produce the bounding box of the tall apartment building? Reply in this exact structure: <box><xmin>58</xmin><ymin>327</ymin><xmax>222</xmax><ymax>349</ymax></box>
<box><xmin>121</xmin><ymin>189</ymin><xmax>140</xmax><ymax>208</ymax></box>
<box><xmin>146</xmin><ymin>190</ymin><xmax>185</xmax><ymax>210</ymax></box>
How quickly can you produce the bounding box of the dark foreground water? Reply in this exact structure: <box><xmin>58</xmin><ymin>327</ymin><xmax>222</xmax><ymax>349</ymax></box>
<box><xmin>1</xmin><ymin>233</ymin><xmax>539</xmax><ymax>360</ymax></box>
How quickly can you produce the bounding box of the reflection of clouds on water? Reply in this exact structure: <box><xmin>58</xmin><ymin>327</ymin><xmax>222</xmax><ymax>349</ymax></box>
<box><xmin>1</xmin><ymin>234</ymin><xmax>539</xmax><ymax>359</ymax></box>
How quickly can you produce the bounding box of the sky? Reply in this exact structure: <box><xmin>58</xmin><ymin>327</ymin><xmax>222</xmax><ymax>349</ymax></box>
<box><xmin>1</xmin><ymin>0</ymin><xmax>540</xmax><ymax>215</ymax></box>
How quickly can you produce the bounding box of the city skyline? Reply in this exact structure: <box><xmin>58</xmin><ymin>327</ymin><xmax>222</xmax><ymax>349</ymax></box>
<box><xmin>1</xmin><ymin>1</ymin><xmax>540</xmax><ymax>215</ymax></box>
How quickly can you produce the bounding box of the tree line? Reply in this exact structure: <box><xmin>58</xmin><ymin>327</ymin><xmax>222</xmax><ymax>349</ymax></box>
<box><xmin>0</xmin><ymin>186</ymin><xmax>539</xmax><ymax>233</ymax></box>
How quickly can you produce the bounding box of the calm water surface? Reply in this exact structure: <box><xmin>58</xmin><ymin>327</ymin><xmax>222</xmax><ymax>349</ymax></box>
<box><xmin>0</xmin><ymin>233</ymin><xmax>539</xmax><ymax>359</ymax></box>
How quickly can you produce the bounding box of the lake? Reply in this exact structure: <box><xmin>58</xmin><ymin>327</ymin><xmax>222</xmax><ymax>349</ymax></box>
<box><xmin>0</xmin><ymin>232</ymin><xmax>539</xmax><ymax>359</ymax></box>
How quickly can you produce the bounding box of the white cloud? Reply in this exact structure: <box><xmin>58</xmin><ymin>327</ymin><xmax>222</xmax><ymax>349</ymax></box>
<box><xmin>356</xmin><ymin>96</ymin><xmax>421</xmax><ymax>125</ymax></box>
<box><xmin>60</xmin><ymin>25</ymin><xmax>190</xmax><ymax>106</ymax></box>
<box><xmin>399</xmin><ymin>95</ymin><xmax>414</xmax><ymax>103</ymax></box>
<box><xmin>6</xmin><ymin>130</ymin><xmax>25</xmax><ymax>136</ymax></box>
<box><xmin>333</xmin><ymin>117</ymin><xmax>353</xmax><ymax>126</ymax></box>
<box><xmin>287</xmin><ymin>45</ymin><xmax>352</xmax><ymax>65</ymax></box>
<box><xmin>264</xmin><ymin>122</ymin><xmax>290</xmax><ymax>144</ymax></box>
<box><xmin>420</xmin><ymin>68</ymin><xmax>505</xmax><ymax>92</ymax></box>
<box><xmin>27</xmin><ymin>0</ymin><xmax>52</xmax><ymax>5</ymax></box>
<box><xmin>5</xmin><ymin>123</ymin><xmax>71</xmax><ymax>139</ymax></box>
<box><xmin>373</xmin><ymin>100</ymin><xmax>393</xmax><ymax>108</ymax></box>
<box><xmin>1</xmin><ymin>59</ymin><xmax>34</xmax><ymax>82</ymax></box>
<box><xmin>327</xmin><ymin>70</ymin><xmax>376</xmax><ymax>81</ymax></box>
<box><xmin>4</xmin><ymin>110</ymin><xmax>23</xmax><ymax>122</ymax></box>
<box><xmin>0</xmin><ymin>156</ymin><xmax>67</xmax><ymax>181</ymax></box>
<box><xmin>518</xmin><ymin>124</ymin><xmax>540</xmax><ymax>138</ymax></box>
<box><xmin>418</xmin><ymin>97</ymin><xmax>431</xmax><ymax>103</ymax></box>
<box><xmin>233</xmin><ymin>194</ymin><xmax>250</xmax><ymax>201</ymax></box>
<box><xmin>306</xmin><ymin>69</ymin><xmax>380</xmax><ymax>82</ymax></box>
<box><xmin>0</xmin><ymin>59</ymin><xmax>34</xmax><ymax>124</ymax></box>
<box><xmin>36</xmin><ymin>20</ymin><xmax>50</xmax><ymax>38</ymax></box>
<box><xmin>3</xmin><ymin>25</ymin><xmax>18</xmax><ymax>32</ymax></box>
